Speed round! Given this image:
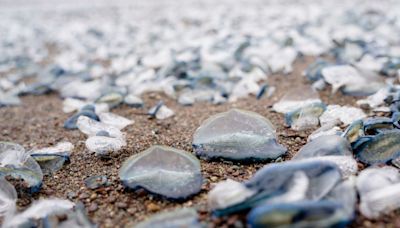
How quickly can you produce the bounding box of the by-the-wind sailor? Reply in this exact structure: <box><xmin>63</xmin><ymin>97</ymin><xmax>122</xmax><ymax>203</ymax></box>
<box><xmin>64</xmin><ymin>105</ymin><xmax>99</xmax><ymax>129</ymax></box>
<box><xmin>272</xmin><ymin>87</ymin><xmax>321</xmax><ymax>114</ymax></box>
<box><xmin>0</xmin><ymin>142</ymin><xmax>43</xmax><ymax>192</ymax></box>
<box><xmin>98</xmin><ymin>112</ymin><xmax>134</xmax><ymax>130</ymax></box>
<box><xmin>355</xmin><ymin>130</ymin><xmax>400</xmax><ymax>165</ymax></box>
<box><xmin>285</xmin><ymin>102</ymin><xmax>326</xmax><ymax>131</ymax></box>
<box><xmin>85</xmin><ymin>136</ymin><xmax>126</xmax><ymax>157</ymax></box>
<box><xmin>119</xmin><ymin>145</ymin><xmax>202</xmax><ymax>199</ymax></box>
<box><xmin>29</xmin><ymin>142</ymin><xmax>74</xmax><ymax>174</ymax></box>
<box><xmin>44</xmin><ymin>202</ymin><xmax>95</xmax><ymax>228</ymax></box>
<box><xmin>319</xmin><ymin>105</ymin><xmax>366</xmax><ymax>126</ymax></box>
<box><xmin>321</xmin><ymin>65</ymin><xmax>384</xmax><ymax>96</ymax></box>
<box><xmin>357</xmin><ymin>166</ymin><xmax>400</xmax><ymax>219</ymax></box>
<box><xmin>148</xmin><ymin>101</ymin><xmax>175</xmax><ymax>120</ymax></box>
<box><xmin>214</xmin><ymin>160</ymin><xmax>342</xmax><ymax>216</ymax></box>
<box><xmin>208</xmin><ymin>179</ymin><xmax>256</xmax><ymax>211</ymax></box>
<box><xmin>77</xmin><ymin>116</ymin><xmax>124</xmax><ymax>139</ymax></box>
<box><xmin>135</xmin><ymin>208</ymin><xmax>201</xmax><ymax>228</ymax></box>
<box><xmin>96</xmin><ymin>92</ymin><xmax>124</xmax><ymax>108</ymax></box>
<box><xmin>2</xmin><ymin>199</ymin><xmax>75</xmax><ymax>228</ymax></box>
<box><xmin>247</xmin><ymin>201</ymin><xmax>350</xmax><ymax>228</ymax></box>
<box><xmin>293</xmin><ymin>135</ymin><xmax>352</xmax><ymax>159</ymax></box>
<box><xmin>192</xmin><ymin>109</ymin><xmax>286</xmax><ymax>161</ymax></box>
<box><xmin>0</xmin><ymin>177</ymin><xmax>17</xmax><ymax>216</ymax></box>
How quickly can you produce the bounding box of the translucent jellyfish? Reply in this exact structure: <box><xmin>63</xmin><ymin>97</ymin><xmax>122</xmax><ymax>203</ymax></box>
<box><xmin>119</xmin><ymin>145</ymin><xmax>202</xmax><ymax>199</ymax></box>
<box><xmin>192</xmin><ymin>109</ymin><xmax>286</xmax><ymax>161</ymax></box>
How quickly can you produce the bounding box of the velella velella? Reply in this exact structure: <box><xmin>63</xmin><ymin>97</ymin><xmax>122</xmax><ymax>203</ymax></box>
<box><xmin>77</xmin><ymin>116</ymin><xmax>124</xmax><ymax>139</ymax></box>
<box><xmin>0</xmin><ymin>142</ymin><xmax>43</xmax><ymax>192</ymax></box>
<box><xmin>135</xmin><ymin>208</ymin><xmax>202</xmax><ymax>228</ymax></box>
<box><xmin>319</xmin><ymin>105</ymin><xmax>366</xmax><ymax>126</ymax></box>
<box><xmin>193</xmin><ymin>109</ymin><xmax>286</xmax><ymax>161</ymax></box>
<box><xmin>29</xmin><ymin>142</ymin><xmax>74</xmax><ymax>174</ymax></box>
<box><xmin>2</xmin><ymin>199</ymin><xmax>75</xmax><ymax>228</ymax></box>
<box><xmin>247</xmin><ymin>201</ymin><xmax>350</xmax><ymax>228</ymax></box>
<box><xmin>64</xmin><ymin>105</ymin><xmax>99</xmax><ymax>130</ymax></box>
<box><xmin>284</xmin><ymin>102</ymin><xmax>326</xmax><ymax>131</ymax></box>
<box><xmin>119</xmin><ymin>145</ymin><xmax>202</xmax><ymax>199</ymax></box>
<box><xmin>208</xmin><ymin>179</ymin><xmax>256</xmax><ymax>211</ymax></box>
<box><xmin>293</xmin><ymin>135</ymin><xmax>352</xmax><ymax>159</ymax></box>
<box><xmin>0</xmin><ymin>177</ymin><xmax>17</xmax><ymax>216</ymax></box>
<box><xmin>357</xmin><ymin>166</ymin><xmax>400</xmax><ymax>219</ymax></box>
<box><xmin>85</xmin><ymin>136</ymin><xmax>126</xmax><ymax>157</ymax></box>
<box><xmin>355</xmin><ymin>130</ymin><xmax>400</xmax><ymax>165</ymax></box>
<box><xmin>212</xmin><ymin>159</ymin><xmax>342</xmax><ymax>216</ymax></box>
<box><xmin>272</xmin><ymin>87</ymin><xmax>321</xmax><ymax>114</ymax></box>
<box><xmin>98</xmin><ymin>112</ymin><xmax>133</xmax><ymax>130</ymax></box>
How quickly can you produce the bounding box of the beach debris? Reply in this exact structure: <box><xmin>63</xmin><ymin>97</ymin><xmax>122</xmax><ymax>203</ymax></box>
<box><xmin>357</xmin><ymin>166</ymin><xmax>400</xmax><ymax>219</ymax></box>
<box><xmin>98</xmin><ymin>112</ymin><xmax>134</xmax><ymax>130</ymax></box>
<box><xmin>148</xmin><ymin>101</ymin><xmax>175</xmax><ymax>120</ymax></box>
<box><xmin>85</xmin><ymin>136</ymin><xmax>126</xmax><ymax>157</ymax></box>
<box><xmin>2</xmin><ymin>199</ymin><xmax>75</xmax><ymax>228</ymax></box>
<box><xmin>212</xmin><ymin>159</ymin><xmax>341</xmax><ymax>216</ymax></box>
<box><xmin>354</xmin><ymin>130</ymin><xmax>400</xmax><ymax>165</ymax></box>
<box><xmin>135</xmin><ymin>208</ymin><xmax>201</xmax><ymax>228</ymax></box>
<box><xmin>293</xmin><ymin>135</ymin><xmax>352</xmax><ymax>159</ymax></box>
<box><xmin>319</xmin><ymin>105</ymin><xmax>366</xmax><ymax>126</ymax></box>
<box><xmin>342</xmin><ymin>119</ymin><xmax>364</xmax><ymax>144</ymax></box>
<box><xmin>247</xmin><ymin>201</ymin><xmax>350</xmax><ymax>228</ymax></box>
<box><xmin>84</xmin><ymin>175</ymin><xmax>108</xmax><ymax>190</ymax></box>
<box><xmin>29</xmin><ymin>142</ymin><xmax>73</xmax><ymax>174</ymax></box>
<box><xmin>321</xmin><ymin>65</ymin><xmax>384</xmax><ymax>96</ymax></box>
<box><xmin>64</xmin><ymin>105</ymin><xmax>99</xmax><ymax>130</ymax></box>
<box><xmin>272</xmin><ymin>87</ymin><xmax>321</xmax><ymax>114</ymax></box>
<box><xmin>193</xmin><ymin>109</ymin><xmax>286</xmax><ymax>161</ymax></box>
<box><xmin>119</xmin><ymin>145</ymin><xmax>202</xmax><ymax>199</ymax></box>
<box><xmin>208</xmin><ymin>179</ymin><xmax>256</xmax><ymax>211</ymax></box>
<box><xmin>0</xmin><ymin>177</ymin><xmax>17</xmax><ymax>216</ymax></box>
<box><xmin>124</xmin><ymin>94</ymin><xmax>144</xmax><ymax>108</ymax></box>
<box><xmin>308</xmin><ymin>121</ymin><xmax>342</xmax><ymax>142</ymax></box>
<box><xmin>285</xmin><ymin>102</ymin><xmax>326</xmax><ymax>130</ymax></box>
<box><xmin>77</xmin><ymin>116</ymin><xmax>124</xmax><ymax>139</ymax></box>
<box><xmin>0</xmin><ymin>142</ymin><xmax>43</xmax><ymax>192</ymax></box>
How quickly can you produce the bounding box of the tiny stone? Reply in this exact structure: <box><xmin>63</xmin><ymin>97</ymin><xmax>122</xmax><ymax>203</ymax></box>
<box><xmin>146</xmin><ymin>203</ymin><xmax>160</xmax><ymax>212</ymax></box>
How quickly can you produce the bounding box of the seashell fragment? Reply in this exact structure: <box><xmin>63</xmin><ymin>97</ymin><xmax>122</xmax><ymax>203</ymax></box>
<box><xmin>119</xmin><ymin>145</ymin><xmax>202</xmax><ymax>199</ymax></box>
<box><xmin>193</xmin><ymin>109</ymin><xmax>286</xmax><ymax>161</ymax></box>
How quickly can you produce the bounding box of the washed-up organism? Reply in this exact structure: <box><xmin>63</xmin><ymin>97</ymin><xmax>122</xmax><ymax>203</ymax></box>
<box><xmin>357</xmin><ymin>166</ymin><xmax>400</xmax><ymax>219</ymax></box>
<box><xmin>211</xmin><ymin>159</ymin><xmax>342</xmax><ymax>216</ymax></box>
<box><xmin>29</xmin><ymin>142</ymin><xmax>74</xmax><ymax>174</ymax></box>
<box><xmin>119</xmin><ymin>145</ymin><xmax>202</xmax><ymax>199</ymax></box>
<box><xmin>193</xmin><ymin>109</ymin><xmax>286</xmax><ymax>161</ymax></box>
<box><xmin>135</xmin><ymin>208</ymin><xmax>202</xmax><ymax>228</ymax></box>
<box><xmin>0</xmin><ymin>142</ymin><xmax>43</xmax><ymax>192</ymax></box>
